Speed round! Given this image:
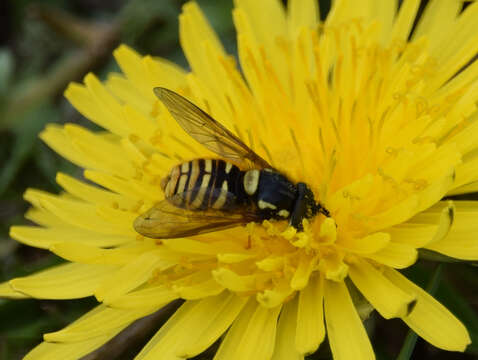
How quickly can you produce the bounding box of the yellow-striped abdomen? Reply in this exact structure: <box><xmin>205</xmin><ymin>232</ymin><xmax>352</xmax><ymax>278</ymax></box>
<box><xmin>161</xmin><ymin>159</ymin><xmax>240</xmax><ymax>210</ymax></box>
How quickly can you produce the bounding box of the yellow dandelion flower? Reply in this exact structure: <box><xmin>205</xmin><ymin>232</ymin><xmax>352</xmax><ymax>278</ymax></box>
<box><xmin>2</xmin><ymin>0</ymin><xmax>478</xmax><ymax>359</ymax></box>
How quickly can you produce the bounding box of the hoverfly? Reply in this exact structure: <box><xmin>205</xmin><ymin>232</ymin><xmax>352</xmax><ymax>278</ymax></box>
<box><xmin>133</xmin><ymin>88</ymin><xmax>330</xmax><ymax>239</ymax></box>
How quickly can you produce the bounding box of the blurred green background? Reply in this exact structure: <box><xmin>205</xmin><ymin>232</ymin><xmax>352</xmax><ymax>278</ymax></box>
<box><xmin>0</xmin><ymin>0</ymin><xmax>477</xmax><ymax>359</ymax></box>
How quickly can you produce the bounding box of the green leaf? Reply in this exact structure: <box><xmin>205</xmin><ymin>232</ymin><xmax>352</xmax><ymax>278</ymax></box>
<box><xmin>0</xmin><ymin>238</ymin><xmax>18</xmax><ymax>261</ymax></box>
<box><xmin>0</xmin><ymin>48</ymin><xmax>14</xmax><ymax>95</ymax></box>
<box><xmin>118</xmin><ymin>0</ymin><xmax>177</xmax><ymax>44</ymax></box>
<box><xmin>0</xmin><ymin>102</ymin><xmax>57</xmax><ymax>196</ymax></box>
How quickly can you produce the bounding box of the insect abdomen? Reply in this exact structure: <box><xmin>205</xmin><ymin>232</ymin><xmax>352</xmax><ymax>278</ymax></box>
<box><xmin>162</xmin><ymin>159</ymin><xmax>241</xmax><ymax>210</ymax></box>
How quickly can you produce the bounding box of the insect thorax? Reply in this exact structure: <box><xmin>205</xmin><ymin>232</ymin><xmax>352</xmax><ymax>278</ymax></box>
<box><xmin>242</xmin><ymin>168</ymin><xmax>299</xmax><ymax>220</ymax></box>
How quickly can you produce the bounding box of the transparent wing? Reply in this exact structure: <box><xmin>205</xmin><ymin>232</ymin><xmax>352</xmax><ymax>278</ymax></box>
<box><xmin>155</xmin><ymin>87</ymin><xmax>271</xmax><ymax>169</ymax></box>
<box><xmin>134</xmin><ymin>190</ymin><xmax>259</xmax><ymax>239</ymax></box>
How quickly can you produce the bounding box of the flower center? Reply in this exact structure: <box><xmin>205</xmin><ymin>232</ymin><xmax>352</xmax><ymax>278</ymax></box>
<box><xmin>139</xmin><ymin>20</ymin><xmax>465</xmax><ymax>308</ymax></box>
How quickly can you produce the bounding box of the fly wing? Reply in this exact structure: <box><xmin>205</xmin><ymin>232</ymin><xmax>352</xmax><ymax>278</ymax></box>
<box><xmin>134</xmin><ymin>190</ymin><xmax>259</xmax><ymax>239</ymax></box>
<box><xmin>155</xmin><ymin>87</ymin><xmax>272</xmax><ymax>169</ymax></box>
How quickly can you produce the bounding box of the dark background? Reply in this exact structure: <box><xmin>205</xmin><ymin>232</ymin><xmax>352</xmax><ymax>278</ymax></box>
<box><xmin>0</xmin><ymin>0</ymin><xmax>477</xmax><ymax>359</ymax></box>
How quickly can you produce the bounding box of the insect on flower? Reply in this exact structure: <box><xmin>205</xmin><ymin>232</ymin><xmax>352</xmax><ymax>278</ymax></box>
<box><xmin>134</xmin><ymin>87</ymin><xmax>330</xmax><ymax>239</ymax></box>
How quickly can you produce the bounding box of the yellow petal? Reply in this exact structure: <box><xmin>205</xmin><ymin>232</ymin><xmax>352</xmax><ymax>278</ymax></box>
<box><xmin>389</xmin><ymin>224</ymin><xmax>439</xmax><ymax>248</ymax></box>
<box><xmin>44</xmin><ymin>304</ymin><xmax>156</xmax><ymax>342</ymax></box>
<box><xmin>412</xmin><ymin>0</ymin><xmax>461</xmax><ymax>53</ymax></box>
<box><xmin>180</xmin><ymin>292</ymin><xmax>249</xmax><ymax>357</ymax></box>
<box><xmin>426</xmin><ymin>228</ymin><xmax>478</xmax><ymax>260</ymax></box>
<box><xmin>369</xmin><ymin>0</ymin><xmax>397</xmax><ymax>44</ymax></box>
<box><xmin>366</xmin><ymin>194</ymin><xmax>419</xmax><ymax>232</ymax></box>
<box><xmin>172</xmin><ymin>271</ymin><xmax>225</xmax><ymax>300</ymax></box>
<box><xmin>143</xmin><ymin>55</ymin><xmax>187</xmax><ymax>91</ymax></box>
<box><xmin>337</xmin><ymin>232</ymin><xmax>390</xmax><ymax>254</ymax></box>
<box><xmin>235</xmin><ymin>0</ymin><xmax>287</xmax><ymax>41</ymax></box>
<box><xmin>95</xmin><ymin>205</ymin><xmax>137</xmax><ymax>233</ymax></box>
<box><xmin>179</xmin><ymin>4</ymin><xmax>239</xmax><ymax>123</ymax></box>
<box><xmin>95</xmin><ymin>250</ymin><xmax>166</xmax><ymax>304</ymax></box>
<box><xmin>106</xmin><ymin>74</ymin><xmax>152</xmax><ymax>116</ymax></box>
<box><xmin>50</xmin><ymin>241</ymin><xmax>156</xmax><ymax>265</ymax></box>
<box><xmin>324</xmin><ymin>280</ymin><xmax>375</xmax><ymax>360</ymax></box>
<box><xmin>214</xmin><ymin>299</ymin><xmax>281</xmax><ymax>360</ymax></box>
<box><xmin>213</xmin><ymin>267</ymin><xmax>260</xmax><ymax>292</ymax></box>
<box><xmin>290</xmin><ymin>253</ymin><xmax>317</xmax><ymax>290</ymax></box>
<box><xmin>83</xmin><ymin>73</ymin><xmax>130</xmax><ymax>133</ymax></box>
<box><xmin>163</xmin><ymin>237</ymin><xmax>244</xmax><ymax>255</ymax></box>
<box><xmin>120</xmin><ymin>135</ymin><xmax>150</xmax><ymax>166</ymax></box>
<box><xmin>435</xmin><ymin>58</ymin><xmax>478</xmax><ymax>118</ymax></box>
<box><xmin>438</xmin><ymin>3</ymin><xmax>478</xmax><ymax>62</ymax></box>
<box><xmin>234</xmin><ymin>0</ymin><xmax>288</xmax><ymax>90</ymax></box>
<box><xmin>136</xmin><ymin>294</ymin><xmax>248</xmax><ymax>360</ymax></box>
<box><xmin>108</xmin><ymin>285</ymin><xmax>177</xmax><ymax>309</ymax></box>
<box><xmin>40</xmin><ymin>124</ymin><xmax>93</xmax><ymax>170</ymax></box>
<box><xmin>426</xmin><ymin>6</ymin><xmax>478</xmax><ymax>91</ymax></box>
<box><xmin>453</xmin><ymin>154</ymin><xmax>478</xmax><ymax>190</ymax></box>
<box><xmin>219</xmin><ymin>252</ymin><xmax>258</xmax><ymax>263</ymax></box>
<box><xmin>24</xmin><ymin>189</ymin><xmax>135</xmax><ymax>236</ymax></box>
<box><xmin>0</xmin><ymin>281</ymin><xmax>29</xmax><ymax>299</ymax></box>
<box><xmin>113</xmin><ymin>45</ymin><xmax>156</xmax><ymax>102</ymax></box>
<box><xmin>296</xmin><ymin>275</ymin><xmax>325</xmax><ymax>354</ymax></box>
<box><xmin>135</xmin><ymin>301</ymin><xmax>198</xmax><ymax>360</ymax></box>
<box><xmin>257</xmin><ymin>282</ymin><xmax>295</xmax><ymax>308</ymax></box>
<box><xmin>64</xmin><ymin>80</ymin><xmax>128</xmax><ymax>136</ymax></box>
<box><xmin>10</xmin><ymin>226</ymin><xmax>133</xmax><ymax>250</ymax></box>
<box><xmin>367</xmin><ymin>166</ymin><xmax>455</xmax><ymax>233</ymax></box>
<box><xmin>10</xmin><ymin>263</ymin><xmax>115</xmax><ymax>299</ymax></box>
<box><xmin>391</xmin><ymin>201</ymin><xmax>454</xmax><ymax>248</ymax></box>
<box><xmin>447</xmin><ymin>112</ymin><xmax>478</xmax><ymax>157</ymax></box>
<box><xmin>450</xmin><ymin>179</ymin><xmax>478</xmax><ymax>196</ymax></box>
<box><xmin>409</xmin><ymin>144</ymin><xmax>460</xmax><ymax>186</ymax></box>
<box><xmin>64</xmin><ymin>124</ymin><xmax>135</xmax><ymax>177</ymax></box>
<box><xmin>178</xmin><ymin>279</ymin><xmax>225</xmax><ymax>300</ymax></box>
<box><xmin>319</xmin><ymin>217</ymin><xmax>337</xmax><ymax>243</ymax></box>
<box><xmin>25</xmin><ymin>207</ymin><xmax>65</xmax><ymax>228</ymax></box>
<box><xmin>56</xmin><ymin>172</ymin><xmax>131</xmax><ymax>208</ymax></box>
<box><xmin>24</xmin><ymin>332</ymin><xmax>121</xmax><ymax>360</ymax></box>
<box><xmin>272</xmin><ymin>297</ymin><xmax>303</xmax><ymax>360</ymax></box>
<box><xmin>180</xmin><ymin>2</ymin><xmax>225</xmax><ymax>64</ymax></box>
<box><xmin>389</xmin><ymin>0</ymin><xmax>420</xmax><ymax>42</ymax></box>
<box><xmin>365</xmin><ymin>242</ymin><xmax>418</xmax><ymax>269</ymax></box>
<box><xmin>84</xmin><ymin>169</ymin><xmax>162</xmax><ymax>203</ymax></box>
<box><xmin>425</xmin><ymin>201</ymin><xmax>478</xmax><ymax>260</ymax></box>
<box><xmin>319</xmin><ymin>251</ymin><xmax>349</xmax><ymax>282</ymax></box>
<box><xmin>349</xmin><ymin>259</ymin><xmax>415</xmax><ymax>319</ymax></box>
<box><xmin>287</xmin><ymin>0</ymin><xmax>319</xmax><ymax>36</ymax></box>
<box><xmin>384</xmin><ymin>268</ymin><xmax>470</xmax><ymax>351</ymax></box>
